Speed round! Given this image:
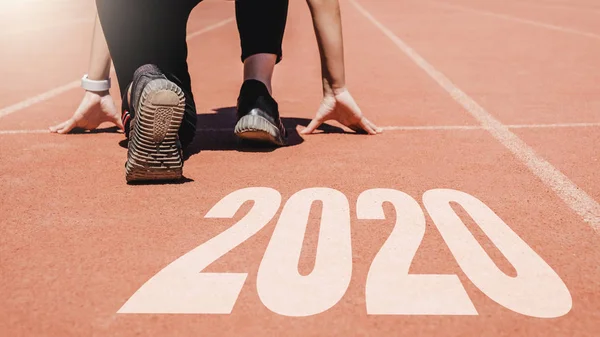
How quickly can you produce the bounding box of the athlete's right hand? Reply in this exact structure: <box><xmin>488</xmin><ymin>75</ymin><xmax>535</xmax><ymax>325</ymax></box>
<box><xmin>49</xmin><ymin>91</ymin><xmax>123</xmax><ymax>134</ymax></box>
<box><xmin>301</xmin><ymin>88</ymin><xmax>382</xmax><ymax>135</ymax></box>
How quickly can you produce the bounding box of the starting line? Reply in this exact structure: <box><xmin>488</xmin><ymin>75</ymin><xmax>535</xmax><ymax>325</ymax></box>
<box><xmin>1</xmin><ymin>122</ymin><xmax>600</xmax><ymax>135</ymax></box>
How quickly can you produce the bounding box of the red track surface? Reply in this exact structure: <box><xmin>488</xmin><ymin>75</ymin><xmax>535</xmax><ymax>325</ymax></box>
<box><xmin>1</xmin><ymin>0</ymin><xmax>599</xmax><ymax>336</ymax></box>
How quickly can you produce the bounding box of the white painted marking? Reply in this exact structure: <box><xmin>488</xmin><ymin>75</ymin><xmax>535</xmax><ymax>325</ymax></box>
<box><xmin>423</xmin><ymin>189</ymin><xmax>572</xmax><ymax>318</ymax></box>
<box><xmin>431</xmin><ymin>1</ymin><xmax>600</xmax><ymax>41</ymax></box>
<box><xmin>0</xmin><ymin>129</ymin><xmax>50</xmax><ymax>135</ymax></box>
<box><xmin>507</xmin><ymin>122</ymin><xmax>600</xmax><ymax>129</ymax></box>
<box><xmin>382</xmin><ymin>125</ymin><xmax>482</xmax><ymax>131</ymax></box>
<box><xmin>0</xmin><ymin>81</ymin><xmax>80</xmax><ymax>119</ymax></box>
<box><xmin>1</xmin><ymin>122</ymin><xmax>600</xmax><ymax>135</ymax></box>
<box><xmin>257</xmin><ymin>188</ymin><xmax>352</xmax><ymax>317</ymax></box>
<box><xmin>0</xmin><ymin>17</ymin><xmax>234</xmax><ymax>121</ymax></box>
<box><xmin>118</xmin><ymin>187</ymin><xmax>281</xmax><ymax>314</ymax></box>
<box><xmin>116</xmin><ymin>187</ymin><xmax>574</xmax><ymax>316</ymax></box>
<box><xmin>384</xmin><ymin>123</ymin><xmax>600</xmax><ymax>131</ymax></box>
<box><xmin>507</xmin><ymin>1</ymin><xmax>600</xmax><ymax>15</ymax></box>
<box><xmin>357</xmin><ymin>189</ymin><xmax>477</xmax><ymax>315</ymax></box>
<box><xmin>186</xmin><ymin>18</ymin><xmax>235</xmax><ymax>40</ymax></box>
<box><xmin>0</xmin><ymin>18</ymin><xmax>94</xmax><ymax>38</ymax></box>
<box><xmin>351</xmin><ymin>0</ymin><xmax>600</xmax><ymax>233</ymax></box>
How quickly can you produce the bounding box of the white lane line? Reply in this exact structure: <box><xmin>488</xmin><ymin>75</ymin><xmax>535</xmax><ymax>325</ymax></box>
<box><xmin>2</xmin><ymin>122</ymin><xmax>600</xmax><ymax>135</ymax></box>
<box><xmin>384</xmin><ymin>123</ymin><xmax>600</xmax><ymax>130</ymax></box>
<box><xmin>0</xmin><ymin>17</ymin><xmax>235</xmax><ymax>121</ymax></box>
<box><xmin>0</xmin><ymin>81</ymin><xmax>81</xmax><ymax>119</ymax></box>
<box><xmin>187</xmin><ymin>18</ymin><xmax>234</xmax><ymax>40</ymax></box>
<box><xmin>517</xmin><ymin>1</ymin><xmax>600</xmax><ymax>15</ymax></box>
<box><xmin>383</xmin><ymin>123</ymin><xmax>600</xmax><ymax>131</ymax></box>
<box><xmin>507</xmin><ymin>122</ymin><xmax>600</xmax><ymax>129</ymax></box>
<box><xmin>431</xmin><ymin>1</ymin><xmax>600</xmax><ymax>41</ymax></box>
<box><xmin>0</xmin><ymin>129</ymin><xmax>50</xmax><ymax>135</ymax></box>
<box><xmin>0</xmin><ymin>18</ymin><xmax>94</xmax><ymax>38</ymax></box>
<box><xmin>350</xmin><ymin>0</ymin><xmax>600</xmax><ymax>233</ymax></box>
<box><xmin>382</xmin><ymin>125</ymin><xmax>482</xmax><ymax>131</ymax></box>
<box><xmin>193</xmin><ymin>125</ymin><xmax>485</xmax><ymax>132</ymax></box>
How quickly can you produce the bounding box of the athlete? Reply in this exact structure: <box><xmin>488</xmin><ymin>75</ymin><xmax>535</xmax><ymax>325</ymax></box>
<box><xmin>49</xmin><ymin>0</ymin><xmax>381</xmax><ymax>182</ymax></box>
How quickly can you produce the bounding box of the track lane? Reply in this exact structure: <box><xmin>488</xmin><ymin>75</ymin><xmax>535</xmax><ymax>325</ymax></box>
<box><xmin>1</xmin><ymin>0</ymin><xmax>599</xmax><ymax>336</ymax></box>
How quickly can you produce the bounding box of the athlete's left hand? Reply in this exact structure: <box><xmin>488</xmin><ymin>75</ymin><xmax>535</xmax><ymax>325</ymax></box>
<box><xmin>301</xmin><ymin>89</ymin><xmax>382</xmax><ymax>135</ymax></box>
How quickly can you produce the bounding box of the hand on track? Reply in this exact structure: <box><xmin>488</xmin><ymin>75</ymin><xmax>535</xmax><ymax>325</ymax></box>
<box><xmin>49</xmin><ymin>91</ymin><xmax>123</xmax><ymax>134</ymax></box>
<box><xmin>301</xmin><ymin>89</ymin><xmax>382</xmax><ymax>135</ymax></box>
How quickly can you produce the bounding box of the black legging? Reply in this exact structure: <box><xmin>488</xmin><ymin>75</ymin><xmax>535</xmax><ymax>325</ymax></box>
<box><xmin>96</xmin><ymin>0</ymin><xmax>289</xmax><ymax>146</ymax></box>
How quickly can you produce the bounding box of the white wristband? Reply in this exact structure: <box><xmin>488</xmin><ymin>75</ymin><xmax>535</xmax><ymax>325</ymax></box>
<box><xmin>81</xmin><ymin>74</ymin><xmax>111</xmax><ymax>92</ymax></box>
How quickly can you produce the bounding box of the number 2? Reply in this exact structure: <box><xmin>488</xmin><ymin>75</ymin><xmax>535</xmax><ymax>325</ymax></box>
<box><xmin>357</xmin><ymin>188</ymin><xmax>477</xmax><ymax>315</ymax></box>
<box><xmin>118</xmin><ymin>187</ymin><xmax>281</xmax><ymax>314</ymax></box>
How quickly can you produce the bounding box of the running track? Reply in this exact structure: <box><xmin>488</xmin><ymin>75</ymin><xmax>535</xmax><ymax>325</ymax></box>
<box><xmin>1</xmin><ymin>0</ymin><xmax>599</xmax><ymax>336</ymax></box>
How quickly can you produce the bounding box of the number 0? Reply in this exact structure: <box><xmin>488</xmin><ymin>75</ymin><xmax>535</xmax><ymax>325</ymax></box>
<box><xmin>423</xmin><ymin>189</ymin><xmax>572</xmax><ymax>318</ymax></box>
<box><xmin>257</xmin><ymin>188</ymin><xmax>353</xmax><ymax>317</ymax></box>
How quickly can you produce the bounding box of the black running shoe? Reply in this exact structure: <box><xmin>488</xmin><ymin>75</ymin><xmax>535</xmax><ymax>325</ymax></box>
<box><xmin>125</xmin><ymin>64</ymin><xmax>186</xmax><ymax>182</ymax></box>
<box><xmin>234</xmin><ymin>79</ymin><xmax>287</xmax><ymax>146</ymax></box>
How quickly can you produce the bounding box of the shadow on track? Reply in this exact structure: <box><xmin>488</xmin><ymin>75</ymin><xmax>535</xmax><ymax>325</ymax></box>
<box><xmin>70</xmin><ymin>126</ymin><xmax>123</xmax><ymax>134</ymax></box>
<box><xmin>126</xmin><ymin>176</ymin><xmax>195</xmax><ymax>186</ymax></box>
<box><xmin>119</xmin><ymin>106</ymin><xmax>349</xmax><ymax>160</ymax></box>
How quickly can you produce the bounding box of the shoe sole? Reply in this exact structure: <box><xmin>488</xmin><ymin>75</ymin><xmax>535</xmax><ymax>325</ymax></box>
<box><xmin>126</xmin><ymin>79</ymin><xmax>186</xmax><ymax>182</ymax></box>
<box><xmin>234</xmin><ymin>114</ymin><xmax>286</xmax><ymax>146</ymax></box>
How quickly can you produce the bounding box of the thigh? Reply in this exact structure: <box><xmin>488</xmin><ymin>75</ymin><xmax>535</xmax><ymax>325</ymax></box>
<box><xmin>96</xmin><ymin>0</ymin><xmax>200</xmax><ymax>96</ymax></box>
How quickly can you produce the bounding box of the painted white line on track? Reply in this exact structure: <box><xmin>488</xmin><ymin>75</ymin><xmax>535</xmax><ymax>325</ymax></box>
<box><xmin>0</xmin><ymin>17</ymin><xmax>235</xmax><ymax>121</ymax></box>
<box><xmin>383</xmin><ymin>123</ymin><xmax>600</xmax><ymax>131</ymax></box>
<box><xmin>507</xmin><ymin>122</ymin><xmax>600</xmax><ymax>129</ymax></box>
<box><xmin>0</xmin><ymin>18</ymin><xmax>94</xmax><ymax>38</ymax></box>
<box><xmin>350</xmin><ymin>0</ymin><xmax>600</xmax><ymax>233</ymax></box>
<box><xmin>516</xmin><ymin>1</ymin><xmax>600</xmax><ymax>15</ymax></box>
<box><xmin>0</xmin><ymin>81</ymin><xmax>81</xmax><ymax>119</ymax></box>
<box><xmin>0</xmin><ymin>129</ymin><xmax>50</xmax><ymax>135</ymax></box>
<box><xmin>2</xmin><ymin>122</ymin><xmax>600</xmax><ymax>135</ymax></box>
<box><xmin>186</xmin><ymin>18</ymin><xmax>234</xmax><ymax>40</ymax></box>
<box><xmin>382</xmin><ymin>125</ymin><xmax>482</xmax><ymax>131</ymax></box>
<box><xmin>431</xmin><ymin>1</ymin><xmax>600</xmax><ymax>41</ymax></box>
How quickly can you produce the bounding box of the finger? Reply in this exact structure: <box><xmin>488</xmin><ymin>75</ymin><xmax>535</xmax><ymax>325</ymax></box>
<box><xmin>57</xmin><ymin>118</ymin><xmax>78</xmax><ymax>134</ymax></box>
<box><xmin>349</xmin><ymin>125</ymin><xmax>366</xmax><ymax>134</ymax></box>
<box><xmin>49</xmin><ymin>120</ymin><xmax>69</xmax><ymax>133</ymax></box>
<box><xmin>358</xmin><ymin>118</ymin><xmax>377</xmax><ymax>135</ymax></box>
<box><xmin>365</xmin><ymin>118</ymin><xmax>383</xmax><ymax>134</ymax></box>
<box><xmin>300</xmin><ymin>117</ymin><xmax>325</xmax><ymax>135</ymax></box>
<box><xmin>372</xmin><ymin>124</ymin><xmax>384</xmax><ymax>134</ymax></box>
<box><xmin>111</xmin><ymin>113</ymin><xmax>124</xmax><ymax>131</ymax></box>
<box><xmin>51</xmin><ymin>98</ymin><xmax>88</xmax><ymax>133</ymax></box>
<box><xmin>348</xmin><ymin>122</ymin><xmax>375</xmax><ymax>135</ymax></box>
<box><xmin>361</xmin><ymin>118</ymin><xmax>379</xmax><ymax>135</ymax></box>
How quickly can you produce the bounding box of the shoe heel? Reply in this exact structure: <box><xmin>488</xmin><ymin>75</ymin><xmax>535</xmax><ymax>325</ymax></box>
<box><xmin>234</xmin><ymin>114</ymin><xmax>286</xmax><ymax>146</ymax></box>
